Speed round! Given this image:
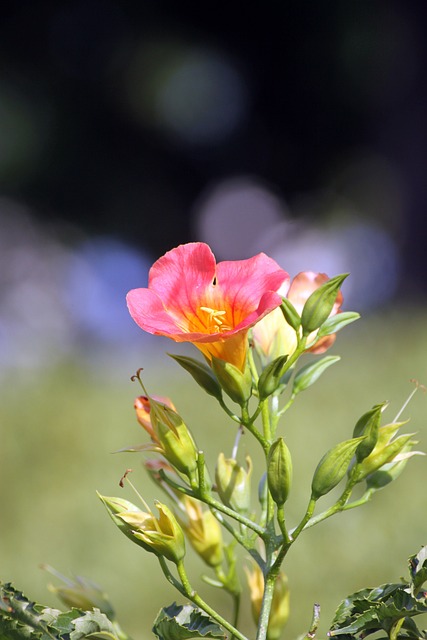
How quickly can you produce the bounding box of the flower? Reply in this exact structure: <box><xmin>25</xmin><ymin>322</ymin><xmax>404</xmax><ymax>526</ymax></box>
<box><xmin>99</xmin><ymin>494</ymin><xmax>186</xmax><ymax>564</ymax></box>
<box><xmin>245</xmin><ymin>563</ymin><xmax>290</xmax><ymax>640</ymax></box>
<box><xmin>177</xmin><ymin>496</ymin><xmax>224</xmax><ymax>567</ymax></box>
<box><xmin>252</xmin><ymin>271</ymin><xmax>343</xmax><ymax>363</ymax></box>
<box><xmin>127</xmin><ymin>242</ymin><xmax>289</xmax><ymax>371</ymax></box>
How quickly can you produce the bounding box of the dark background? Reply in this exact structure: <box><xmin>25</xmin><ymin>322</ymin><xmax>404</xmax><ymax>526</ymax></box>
<box><xmin>1</xmin><ymin>0</ymin><xmax>427</xmax><ymax>295</ymax></box>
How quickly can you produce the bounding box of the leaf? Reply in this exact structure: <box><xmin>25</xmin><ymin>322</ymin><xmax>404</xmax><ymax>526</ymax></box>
<box><xmin>152</xmin><ymin>603</ymin><xmax>226</xmax><ymax>640</ymax></box>
<box><xmin>317</xmin><ymin>311</ymin><xmax>360</xmax><ymax>338</ymax></box>
<box><xmin>292</xmin><ymin>355</ymin><xmax>340</xmax><ymax>394</ymax></box>
<box><xmin>409</xmin><ymin>546</ymin><xmax>427</xmax><ymax>594</ymax></box>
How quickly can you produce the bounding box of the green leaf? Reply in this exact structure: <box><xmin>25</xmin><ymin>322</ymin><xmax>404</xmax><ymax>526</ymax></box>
<box><xmin>317</xmin><ymin>312</ymin><xmax>360</xmax><ymax>338</ymax></box>
<box><xmin>292</xmin><ymin>355</ymin><xmax>340</xmax><ymax>394</ymax></box>
<box><xmin>152</xmin><ymin>603</ymin><xmax>226</xmax><ymax>640</ymax></box>
<box><xmin>168</xmin><ymin>355</ymin><xmax>223</xmax><ymax>400</ymax></box>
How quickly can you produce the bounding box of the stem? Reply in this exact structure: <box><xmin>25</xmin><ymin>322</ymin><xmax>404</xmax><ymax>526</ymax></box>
<box><xmin>290</xmin><ymin>497</ymin><xmax>317</xmax><ymax>541</ymax></box>
<box><xmin>256</xmin><ymin>572</ymin><xmax>276</xmax><ymax>640</ymax></box>
<box><xmin>304</xmin><ymin>488</ymin><xmax>374</xmax><ymax>530</ymax></box>
<box><xmin>276</xmin><ymin>505</ymin><xmax>291</xmax><ymax>545</ymax></box>
<box><xmin>176</xmin><ymin>561</ymin><xmax>249</xmax><ymax>640</ymax></box>
<box><xmin>303</xmin><ymin>603</ymin><xmax>321</xmax><ymax>640</ymax></box>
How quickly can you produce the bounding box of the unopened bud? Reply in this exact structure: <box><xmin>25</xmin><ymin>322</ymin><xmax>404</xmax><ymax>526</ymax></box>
<box><xmin>215</xmin><ymin>453</ymin><xmax>253</xmax><ymax>514</ymax></box>
<box><xmin>311</xmin><ymin>436</ymin><xmax>365</xmax><ymax>500</ymax></box>
<box><xmin>301</xmin><ymin>274</ymin><xmax>348</xmax><ymax>335</ymax></box>
<box><xmin>353</xmin><ymin>402</ymin><xmax>385</xmax><ymax>463</ymax></box>
<box><xmin>267</xmin><ymin>438</ymin><xmax>292</xmax><ymax>505</ymax></box>
<box><xmin>211</xmin><ymin>356</ymin><xmax>252</xmax><ymax>406</ymax></box>
<box><xmin>258</xmin><ymin>355</ymin><xmax>289</xmax><ymax>400</ymax></box>
<box><xmin>178</xmin><ymin>496</ymin><xmax>223</xmax><ymax>567</ymax></box>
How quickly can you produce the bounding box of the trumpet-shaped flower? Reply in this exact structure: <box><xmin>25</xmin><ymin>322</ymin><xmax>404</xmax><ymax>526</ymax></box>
<box><xmin>127</xmin><ymin>242</ymin><xmax>289</xmax><ymax>371</ymax></box>
<box><xmin>99</xmin><ymin>494</ymin><xmax>185</xmax><ymax>564</ymax></box>
<box><xmin>252</xmin><ymin>271</ymin><xmax>343</xmax><ymax>363</ymax></box>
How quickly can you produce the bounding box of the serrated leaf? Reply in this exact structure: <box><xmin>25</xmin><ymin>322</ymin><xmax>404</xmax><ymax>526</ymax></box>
<box><xmin>152</xmin><ymin>603</ymin><xmax>226</xmax><ymax>640</ymax></box>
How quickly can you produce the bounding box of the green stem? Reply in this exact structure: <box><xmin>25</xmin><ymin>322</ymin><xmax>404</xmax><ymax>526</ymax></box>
<box><xmin>290</xmin><ymin>497</ymin><xmax>317</xmax><ymax>541</ymax></box>
<box><xmin>276</xmin><ymin>505</ymin><xmax>291</xmax><ymax>545</ymax></box>
<box><xmin>176</xmin><ymin>561</ymin><xmax>249</xmax><ymax>640</ymax></box>
<box><xmin>256</xmin><ymin>571</ymin><xmax>276</xmax><ymax>640</ymax></box>
<box><xmin>304</xmin><ymin>489</ymin><xmax>374</xmax><ymax>530</ymax></box>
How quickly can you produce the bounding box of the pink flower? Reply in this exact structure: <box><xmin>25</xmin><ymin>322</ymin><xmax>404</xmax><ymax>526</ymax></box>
<box><xmin>252</xmin><ymin>271</ymin><xmax>343</xmax><ymax>363</ymax></box>
<box><xmin>127</xmin><ymin>243</ymin><xmax>289</xmax><ymax>371</ymax></box>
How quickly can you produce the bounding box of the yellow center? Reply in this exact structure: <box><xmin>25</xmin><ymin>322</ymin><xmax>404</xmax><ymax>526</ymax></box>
<box><xmin>199</xmin><ymin>306</ymin><xmax>231</xmax><ymax>333</ymax></box>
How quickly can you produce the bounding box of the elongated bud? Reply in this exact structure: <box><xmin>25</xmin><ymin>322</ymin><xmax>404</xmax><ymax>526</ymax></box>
<box><xmin>99</xmin><ymin>493</ymin><xmax>185</xmax><ymax>564</ymax></box>
<box><xmin>211</xmin><ymin>356</ymin><xmax>252</xmax><ymax>405</ymax></box>
<box><xmin>258</xmin><ymin>355</ymin><xmax>288</xmax><ymax>399</ymax></box>
<box><xmin>215</xmin><ymin>453</ymin><xmax>253</xmax><ymax>514</ymax></box>
<box><xmin>301</xmin><ymin>274</ymin><xmax>348</xmax><ymax>335</ymax></box>
<box><xmin>267</xmin><ymin>438</ymin><xmax>292</xmax><ymax>505</ymax></box>
<box><xmin>168</xmin><ymin>354</ymin><xmax>223</xmax><ymax>400</ymax></box>
<box><xmin>311</xmin><ymin>436</ymin><xmax>365</xmax><ymax>500</ymax></box>
<box><xmin>353</xmin><ymin>402</ymin><xmax>385</xmax><ymax>463</ymax></box>
<box><xmin>280</xmin><ymin>298</ymin><xmax>301</xmax><ymax>331</ymax></box>
<box><xmin>149</xmin><ymin>399</ymin><xmax>199</xmax><ymax>479</ymax></box>
<box><xmin>292</xmin><ymin>355</ymin><xmax>340</xmax><ymax>395</ymax></box>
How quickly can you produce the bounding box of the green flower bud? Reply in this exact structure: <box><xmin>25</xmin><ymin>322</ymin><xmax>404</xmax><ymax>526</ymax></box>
<box><xmin>215</xmin><ymin>453</ymin><xmax>253</xmax><ymax>514</ymax></box>
<box><xmin>257</xmin><ymin>355</ymin><xmax>289</xmax><ymax>399</ymax></box>
<box><xmin>211</xmin><ymin>356</ymin><xmax>252</xmax><ymax>406</ymax></box>
<box><xmin>301</xmin><ymin>274</ymin><xmax>348</xmax><ymax>335</ymax></box>
<box><xmin>149</xmin><ymin>399</ymin><xmax>199</xmax><ymax>480</ymax></box>
<box><xmin>280</xmin><ymin>298</ymin><xmax>301</xmax><ymax>331</ymax></box>
<box><xmin>168</xmin><ymin>354</ymin><xmax>223</xmax><ymax>400</ymax></box>
<box><xmin>311</xmin><ymin>436</ymin><xmax>365</xmax><ymax>500</ymax></box>
<box><xmin>353</xmin><ymin>402</ymin><xmax>386</xmax><ymax>463</ymax></box>
<box><xmin>267</xmin><ymin>438</ymin><xmax>292</xmax><ymax>505</ymax></box>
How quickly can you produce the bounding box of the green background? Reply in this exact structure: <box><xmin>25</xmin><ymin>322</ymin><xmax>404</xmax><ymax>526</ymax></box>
<box><xmin>1</xmin><ymin>311</ymin><xmax>426</xmax><ymax>639</ymax></box>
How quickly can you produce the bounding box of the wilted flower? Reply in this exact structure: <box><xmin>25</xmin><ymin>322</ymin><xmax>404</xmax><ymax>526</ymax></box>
<box><xmin>215</xmin><ymin>453</ymin><xmax>253</xmax><ymax>514</ymax></box>
<box><xmin>99</xmin><ymin>494</ymin><xmax>185</xmax><ymax>564</ymax></box>
<box><xmin>252</xmin><ymin>271</ymin><xmax>343</xmax><ymax>363</ymax></box>
<box><xmin>127</xmin><ymin>242</ymin><xmax>288</xmax><ymax>371</ymax></box>
<box><xmin>245</xmin><ymin>563</ymin><xmax>290</xmax><ymax>640</ymax></box>
<box><xmin>177</xmin><ymin>496</ymin><xmax>224</xmax><ymax>567</ymax></box>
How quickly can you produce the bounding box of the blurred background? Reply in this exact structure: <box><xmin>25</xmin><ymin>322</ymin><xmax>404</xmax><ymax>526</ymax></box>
<box><xmin>1</xmin><ymin>1</ymin><xmax>426</xmax><ymax>638</ymax></box>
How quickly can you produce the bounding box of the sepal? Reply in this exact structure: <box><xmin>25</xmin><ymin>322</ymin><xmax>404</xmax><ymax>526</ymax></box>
<box><xmin>292</xmin><ymin>355</ymin><xmax>340</xmax><ymax>394</ymax></box>
<box><xmin>211</xmin><ymin>357</ymin><xmax>252</xmax><ymax>406</ymax></box>
<box><xmin>168</xmin><ymin>354</ymin><xmax>223</xmax><ymax>400</ymax></box>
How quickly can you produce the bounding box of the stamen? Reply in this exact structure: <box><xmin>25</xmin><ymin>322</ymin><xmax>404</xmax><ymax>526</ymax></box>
<box><xmin>199</xmin><ymin>306</ymin><xmax>230</xmax><ymax>332</ymax></box>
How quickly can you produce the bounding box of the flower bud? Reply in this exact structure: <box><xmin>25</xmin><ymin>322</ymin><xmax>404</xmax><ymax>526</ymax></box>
<box><xmin>267</xmin><ymin>438</ymin><xmax>292</xmax><ymax>505</ymax></box>
<box><xmin>211</xmin><ymin>357</ymin><xmax>252</xmax><ymax>406</ymax></box>
<box><xmin>311</xmin><ymin>436</ymin><xmax>365</xmax><ymax>500</ymax></box>
<box><xmin>245</xmin><ymin>564</ymin><xmax>290</xmax><ymax>640</ymax></box>
<box><xmin>301</xmin><ymin>274</ymin><xmax>348</xmax><ymax>335</ymax></box>
<box><xmin>215</xmin><ymin>453</ymin><xmax>252</xmax><ymax>514</ymax></box>
<box><xmin>257</xmin><ymin>355</ymin><xmax>289</xmax><ymax>400</ymax></box>
<box><xmin>353</xmin><ymin>402</ymin><xmax>385</xmax><ymax>463</ymax></box>
<box><xmin>145</xmin><ymin>397</ymin><xmax>199</xmax><ymax>480</ymax></box>
<box><xmin>98</xmin><ymin>494</ymin><xmax>185</xmax><ymax>564</ymax></box>
<box><xmin>177</xmin><ymin>496</ymin><xmax>223</xmax><ymax>567</ymax></box>
<box><xmin>354</xmin><ymin>429</ymin><xmax>416</xmax><ymax>483</ymax></box>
